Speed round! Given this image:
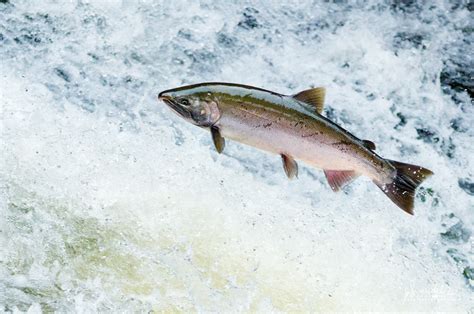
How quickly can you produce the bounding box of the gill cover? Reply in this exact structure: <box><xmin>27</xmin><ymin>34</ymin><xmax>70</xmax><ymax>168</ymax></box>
<box><xmin>191</xmin><ymin>98</ymin><xmax>221</xmax><ymax>127</ymax></box>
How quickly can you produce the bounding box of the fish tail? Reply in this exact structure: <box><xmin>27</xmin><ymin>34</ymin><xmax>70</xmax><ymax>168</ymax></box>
<box><xmin>373</xmin><ymin>160</ymin><xmax>433</xmax><ymax>215</ymax></box>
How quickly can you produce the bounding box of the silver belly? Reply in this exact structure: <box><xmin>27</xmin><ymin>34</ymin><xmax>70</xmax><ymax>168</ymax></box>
<box><xmin>217</xmin><ymin>114</ymin><xmax>369</xmax><ymax>173</ymax></box>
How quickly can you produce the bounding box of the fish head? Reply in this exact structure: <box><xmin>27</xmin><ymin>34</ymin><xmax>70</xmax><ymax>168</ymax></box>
<box><xmin>158</xmin><ymin>87</ymin><xmax>220</xmax><ymax>127</ymax></box>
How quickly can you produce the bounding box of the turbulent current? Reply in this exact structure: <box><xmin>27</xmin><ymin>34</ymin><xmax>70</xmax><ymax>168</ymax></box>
<box><xmin>0</xmin><ymin>0</ymin><xmax>473</xmax><ymax>311</ymax></box>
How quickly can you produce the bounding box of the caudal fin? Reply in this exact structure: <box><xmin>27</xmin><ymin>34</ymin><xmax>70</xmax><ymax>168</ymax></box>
<box><xmin>374</xmin><ymin>160</ymin><xmax>433</xmax><ymax>215</ymax></box>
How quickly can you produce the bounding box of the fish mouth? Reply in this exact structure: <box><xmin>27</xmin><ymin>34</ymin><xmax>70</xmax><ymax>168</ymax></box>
<box><xmin>159</xmin><ymin>95</ymin><xmax>191</xmax><ymax>119</ymax></box>
<box><xmin>158</xmin><ymin>94</ymin><xmax>173</xmax><ymax>104</ymax></box>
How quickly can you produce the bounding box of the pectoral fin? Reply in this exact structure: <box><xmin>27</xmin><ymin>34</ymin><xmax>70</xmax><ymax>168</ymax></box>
<box><xmin>324</xmin><ymin>170</ymin><xmax>359</xmax><ymax>191</ymax></box>
<box><xmin>281</xmin><ymin>154</ymin><xmax>298</xmax><ymax>179</ymax></box>
<box><xmin>211</xmin><ymin>126</ymin><xmax>225</xmax><ymax>153</ymax></box>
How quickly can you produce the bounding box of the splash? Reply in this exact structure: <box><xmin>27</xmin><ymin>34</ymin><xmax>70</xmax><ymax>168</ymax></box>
<box><xmin>1</xmin><ymin>0</ymin><xmax>472</xmax><ymax>311</ymax></box>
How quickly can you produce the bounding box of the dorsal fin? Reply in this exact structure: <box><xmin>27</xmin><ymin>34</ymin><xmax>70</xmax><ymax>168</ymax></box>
<box><xmin>362</xmin><ymin>140</ymin><xmax>376</xmax><ymax>150</ymax></box>
<box><xmin>293</xmin><ymin>87</ymin><xmax>326</xmax><ymax>114</ymax></box>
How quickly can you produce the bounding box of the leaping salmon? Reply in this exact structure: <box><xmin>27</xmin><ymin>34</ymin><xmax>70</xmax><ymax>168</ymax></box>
<box><xmin>158</xmin><ymin>82</ymin><xmax>433</xmax><ymax>215</ymax></box>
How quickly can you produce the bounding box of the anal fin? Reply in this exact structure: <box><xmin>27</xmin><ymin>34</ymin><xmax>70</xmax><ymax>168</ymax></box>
<box><xmin>324</xmin><ymin>170</ymin><xmax>359</xmax><ymax>191</ymax></box>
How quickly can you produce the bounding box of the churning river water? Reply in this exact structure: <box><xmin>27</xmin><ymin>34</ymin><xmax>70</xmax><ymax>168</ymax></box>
<box><xmin>1</xmin><ymin>0</ymin><xmax>473</xmax><ymax>311</ymax></box>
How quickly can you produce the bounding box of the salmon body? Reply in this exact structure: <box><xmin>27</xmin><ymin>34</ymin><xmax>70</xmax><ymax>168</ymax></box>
<box><xmin>159</xmin><ymin>82</ymin><xmax>432</xmax><ymax>214</ymax></box>
<box><xmin>213</xmin><ymin>85</ymin><xmax>392</xmax><ymax>182</ymax></box>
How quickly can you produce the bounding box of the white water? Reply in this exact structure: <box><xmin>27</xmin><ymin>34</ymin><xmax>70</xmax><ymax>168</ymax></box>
<box><xmin>1</xmin><ymin>0</ymin><xmax>473</xmax><ymax>312</ymax></box>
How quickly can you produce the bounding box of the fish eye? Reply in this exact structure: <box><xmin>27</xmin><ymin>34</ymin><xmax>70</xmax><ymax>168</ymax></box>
<box><xmin>179</xmin><ymin>98</ymin><xmax>191</xmax><ymax>106</ymax></box>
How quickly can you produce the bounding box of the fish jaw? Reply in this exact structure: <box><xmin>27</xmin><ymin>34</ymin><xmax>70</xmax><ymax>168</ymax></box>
<box><xmin>159</xmin><ymin>94</ymin><xmax>192</xmax><ymax>121</ymax></box>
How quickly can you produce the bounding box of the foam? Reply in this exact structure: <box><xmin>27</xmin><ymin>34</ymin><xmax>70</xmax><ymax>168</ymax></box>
<box><xmin>1</xmin><ymin>0</ymin><xmax>472</xmax><ymax>311</ymax></box>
